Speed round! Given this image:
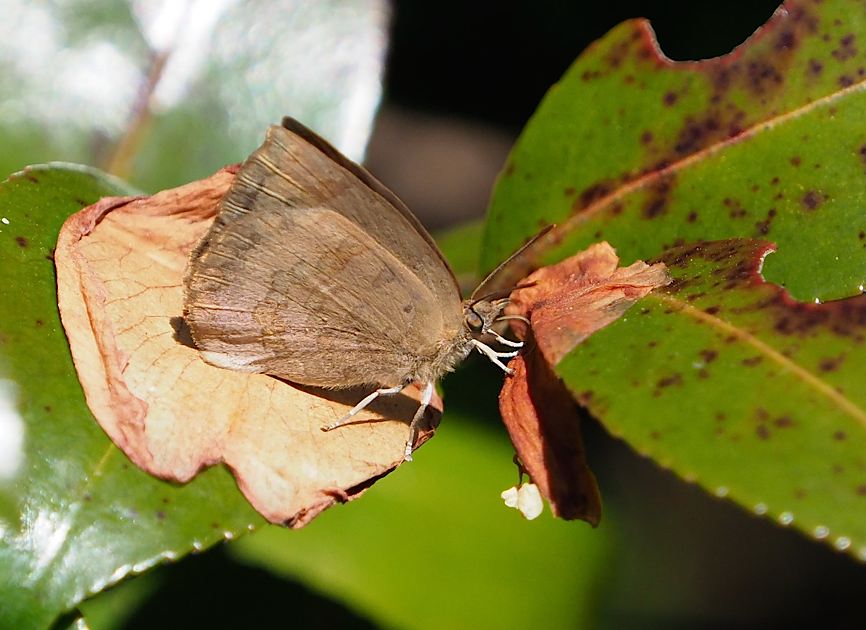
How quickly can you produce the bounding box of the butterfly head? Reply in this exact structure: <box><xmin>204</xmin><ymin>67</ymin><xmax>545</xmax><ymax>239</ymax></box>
<box><xmin>463</xmin><ymin>297</ymin><xmax>511</xmax><ymax>336</ymax></box>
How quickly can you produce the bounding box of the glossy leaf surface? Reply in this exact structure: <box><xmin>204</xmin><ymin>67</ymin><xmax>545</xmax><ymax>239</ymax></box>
<box><xmin>0</xmin><ymin>166</ymin><xmax>262</xmax><ymax>629</ymax></box>
<box><xmin>560</xmin><ymin>239</ymin><xmax>866</xmax><ymax>559</ymax></box>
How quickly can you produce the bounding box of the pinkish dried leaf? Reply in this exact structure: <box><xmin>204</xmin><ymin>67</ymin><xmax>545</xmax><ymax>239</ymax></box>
<box><xmin>55</xmin><ymin>168</ymin><xmax>439</xmax><ymax>527</ymax></box>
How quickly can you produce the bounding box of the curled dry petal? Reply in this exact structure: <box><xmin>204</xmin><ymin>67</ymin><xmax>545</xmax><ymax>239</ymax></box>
<box><xmin>499</xmin><ymin>241</ymin><xmax>670</xmax><ymax>524</ymax></box>
<box><xmin>54</xmin><ymin>168</ymin><xmax>440</xmax><ymax>527</ymax></box>
<box><xmin>509</xmin><ymin>241</ymin><xmax>672</xmax><ymax>364</ymax></box>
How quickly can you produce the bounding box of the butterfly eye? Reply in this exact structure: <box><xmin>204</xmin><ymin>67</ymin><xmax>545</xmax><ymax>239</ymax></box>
<box><xmin>464</xmin><ymin>310</ymin><xmax>484</xmax><ymax>332</ymax></box>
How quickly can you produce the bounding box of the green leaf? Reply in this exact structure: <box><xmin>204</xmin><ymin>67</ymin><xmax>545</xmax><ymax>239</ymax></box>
<box><xmin>230</xmin><ymin>370</ymin><xmax>613</xmax><ymax>630</ymax></box>
<box><xmin>434</xmin><ymin>219</ymin><xmax>484</xmax><ymax>294</ymax></box>
<box><xmin>559</xmin><ymin>238</ymin><xmax>866</xmax><ymax>558</ymax></box>
<box><xmin>0</xmin><ymin>0</ymin><xmax>385</xmax><ymax>190</ymax></box>
<box><xmin>0</xmin><ymin>165</ymin><xmax>263</xmax><ymax>629</ymax></box>
<box><xmin>483</xmin><ymin>0</ymin><xmax>866</xmax><ymax>302</ymax></box>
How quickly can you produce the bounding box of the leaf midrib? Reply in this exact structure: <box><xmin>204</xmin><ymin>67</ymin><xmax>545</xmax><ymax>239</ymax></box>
<box><xmin>650</xmin><ymin>292</ymin><xmax>866</xmax><ymax>428</ymax></box>
<box><xmin>559</xmin><ymin>78</ymin><xmax>866</xmax><ymax>234</ymax></box>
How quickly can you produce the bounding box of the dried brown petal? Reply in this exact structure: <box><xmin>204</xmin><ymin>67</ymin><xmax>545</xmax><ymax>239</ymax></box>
<box><xmin>499</xmin><ymin>340</ymin><xmax>601</xmax><ymax>524</ymax></box>
<box><xmin>509</xmin><ymin>242</ymin><xmax>671</xmax><ymax>365</ymax></box>
<box><xmin>55</xmin><ymin>168</ymin><xmax>439</xmax><ymax>527</ymax></box>
<box><xmin>499</xmin><ymin>241</ymin><xmax>670</xmax><ymax>524</ymax></box>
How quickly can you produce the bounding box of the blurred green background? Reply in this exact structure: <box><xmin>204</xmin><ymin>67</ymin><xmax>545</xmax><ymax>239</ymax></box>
<box><xmin>3</xmin><ymin>1</ymin><xmax>866</xmax><ymax>628</ymax></box>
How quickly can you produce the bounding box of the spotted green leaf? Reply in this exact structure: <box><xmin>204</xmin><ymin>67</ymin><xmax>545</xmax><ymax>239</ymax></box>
<box><xmin>562</xmin><ymin>239</ymin><xmax>866</xmax><ymax>559</ymax></box>
<box><xmin>484</xmin><ymin>0</ymin><xmax>866</xmax><ymax>302</ymax></box>
<box><xmin>480</xmin><ymin>0</ymin><xmax>866</xmax><ymax>557</ymax></box>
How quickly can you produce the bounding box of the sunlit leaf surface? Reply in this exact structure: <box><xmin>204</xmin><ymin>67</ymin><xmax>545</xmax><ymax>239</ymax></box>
<box><xmin>484</xmin><ymin>0</ymin><xmax>866</xmax><ymax>302</ymax></box>
<box><xmin>563</xmin><ymin>239</ymin><xmax>866</xmax><ymax>559</ymax></box>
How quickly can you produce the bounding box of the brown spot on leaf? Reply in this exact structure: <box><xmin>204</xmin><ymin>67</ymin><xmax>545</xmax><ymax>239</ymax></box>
<box><xmin>745</xmin><ymin>59</ymin><xmax>784</xmax><ymax>95</ymax></box>
<box><xmin>776</xmin><ymin>30</ymin><xmax>796</xmax><ymax>51</ymax></box>
<box><xmin>774</xmin><ymin>416</ymin><xmax>794</xmax><ymax>428</ymax></box>
<box><xmin>640</xmin><ymin>130</ymin><xmax>653</xmax><ymax>145</ymax></box>
<box><xmin>857</xmin><ymin>484</ymin><xmax>866</xmax><ymax>496</ymax></box>
<box><xmin>673</xmin><ymin>115</ymin><xmax>725</xmax><ymax>155</ymax></box>
<box><xmin>790</xmin><ymin>155</ymin><xmax>802</xmax><ymax>166</ymax></box>
<box><xmin>642</xmin><ymin>175</ymin><xmax>675</xmax><ymax>219</ymax></box>
<box><xmin>657</xmin><ymin>373</ymin><xmax>682</xmax><ymax>388</ymax></box>
<box><xmin>15</xmin><ymin>236</ymin><xmax>27</xmax><ymax>248</ymax></box>
<box><xmin>755</xmin><ymin>218</ymin><xmax>771</xmax><ymax>235</ymax></box>
<box><xmin>663</xmin><ymin>91</ymin><xmax>678</xmax><ymax>106</ymax></box>
<box><xmin>808</xmin><ymin>58</ymin><xmax>823</xmax><ymax>75</ymax></box>
<box><xmin>801</xmin><ymin>190</ymin><xmax>824</xmax><ymax>210</ymax></box>
<box><xmin>742</xmin><ymin>356</ymin><xmax>763</xmax><ymax>367</ymax></box>
<box><xmin>723</xmin><ymin>197</ymin><xmax>748</xmax><ymax>219</ymax></box>
<box><xmin>839</xmin><ymin>74</ymin><xmax>854</xmax><ymax>87</ymax></box>
<box><xmin>834</xmin><ymin>430</ymin><xmax>847</xmax><ymax>441</ymax></box>
<box><xmin>698</xmin><ymin>349</ymin><xmax>718</xmax><ymax>363</ymax></box>
<box><xmin>819</xmin><ymin>355</ymin><xmax>844</xmax><ymax>372</ymax></box>
<box><xmin>756</xmin><ymin>425</ymin><xmax>771</xmax><ymax>440</ymax></box>
<box><xmin>832</xmin><ymin>34</ymin><xmax>857</xmax><ymax>61</ymax></box>
<box><xmin>564</xmin><ymin>186</ymin><xmax>576</xmax><ymax>197</ymax></box>
<box><xmin>574</xmin><ymin>181</ymin><xmax>613</xmax><ymax>212</ymax></box>
<box><xmin>687</xmin><ymin>210</ymin><xmax>698</xmax><ymax>223</ymax></box>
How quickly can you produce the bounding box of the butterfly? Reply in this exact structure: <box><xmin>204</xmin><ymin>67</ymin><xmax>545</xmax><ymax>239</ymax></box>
<box><xmin>184</xmin><ymin>117</ymin><xmax>540</xmax><ymax>459</ymax></box>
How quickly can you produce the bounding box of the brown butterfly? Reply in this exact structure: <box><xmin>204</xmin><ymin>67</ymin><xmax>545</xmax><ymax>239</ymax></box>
<box><xmin>183</xmin><ymin>117</ymin><xmax>540</xmax><ymax>459</ymax></box>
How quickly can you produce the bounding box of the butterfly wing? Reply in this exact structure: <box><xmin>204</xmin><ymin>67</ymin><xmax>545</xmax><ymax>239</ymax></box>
<box><xmin>184</xmin><ymin>121</ymin><xmax>463</xmax><ymax>388</ymax></box>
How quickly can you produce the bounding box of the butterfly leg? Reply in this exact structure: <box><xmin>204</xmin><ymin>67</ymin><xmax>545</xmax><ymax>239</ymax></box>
<box><xmin>323</xmin><ymin>384</ymin><xmax>405</xmax><ymax>431</ymax></box>
<box><xmin>471</xmin><ymin>339</ymin><xmax>518</xmax><ymax>374</ymax></box>
<box><xmin>489</xmin><ymin>330</ymin><xmax>524</xmax><ymax>348</ymax></box>
<box><xmin>404</xmin><ymin>381</ymin><xmax>434</xmax><ymax>462</ymax></box>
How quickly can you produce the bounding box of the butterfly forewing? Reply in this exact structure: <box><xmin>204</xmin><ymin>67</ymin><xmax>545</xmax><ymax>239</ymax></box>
<box><xmin>184</xmin><ymin>121</ymin><xmax>464</xmax><ymax>388</ymax></box>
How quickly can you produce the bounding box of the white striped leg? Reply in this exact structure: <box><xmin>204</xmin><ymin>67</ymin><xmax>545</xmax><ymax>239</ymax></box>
<box><xmin>489</xmin><ymin>330</ymin><xmax>524</xmax><ymax>348</ymax></box>
<box><xmin>404</xmin><ymin>381</ymin><xmax>434</xmax><ymax>462</ymax></box>
<box><xmin>472</xmin><ymin>339</ymin><xmax>518</xmax><ymax>374</ymax></box>
<box><xmin>323</xmin><ymin>384</ymin><xmax>405</xmax><ymax>431</ymax></box>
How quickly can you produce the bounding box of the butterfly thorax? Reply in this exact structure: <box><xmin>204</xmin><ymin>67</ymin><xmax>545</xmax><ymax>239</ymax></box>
<box><xmin>407</xmin><ymin>297</ymin><xmax>509</xmax><ymax>385</ymax></box>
